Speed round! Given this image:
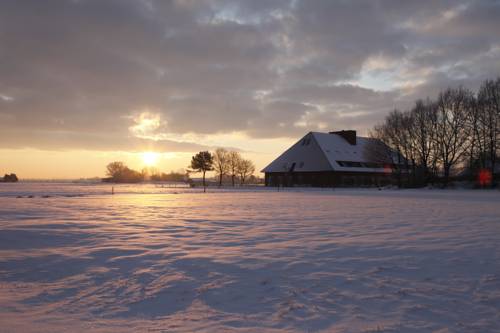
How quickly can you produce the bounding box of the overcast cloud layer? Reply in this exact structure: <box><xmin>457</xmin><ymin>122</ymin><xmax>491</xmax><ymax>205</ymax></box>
<box><xmin>1</xmin><ymin>0</ymin><xmax>499</xmax><ymax>151</ymax></box>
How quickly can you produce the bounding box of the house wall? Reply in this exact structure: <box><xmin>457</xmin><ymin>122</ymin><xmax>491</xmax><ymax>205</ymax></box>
<box><xmin>265</xmin><ymin>171</ymin><xmax>393</xmax><ymax>187</ymax></box>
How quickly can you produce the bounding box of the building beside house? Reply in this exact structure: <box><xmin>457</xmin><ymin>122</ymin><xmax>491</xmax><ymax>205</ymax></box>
<box><xmin>262</xmin><ymin>130</ymin><xmax>404</xmax><ymax>187</ymax></box>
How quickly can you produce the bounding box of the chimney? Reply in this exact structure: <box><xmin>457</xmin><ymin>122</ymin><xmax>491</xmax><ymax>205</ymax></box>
<box><xmin>329</xmin><ymin>130</ymin><xmax>357</xmax><ymax>145</ymax></box>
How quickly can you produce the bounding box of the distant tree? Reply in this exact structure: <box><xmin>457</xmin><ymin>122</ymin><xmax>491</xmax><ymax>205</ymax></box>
<box><xmin>227</xmin><ymin>151</ymin><xmax>242</xmax><ymax>186</ymax></box>
<box><xmin>141</xmin><ymin>167</ymin><xmax>160</xmax><ymax>181</ymax></box>
<box><xmin>237</xmin><ymin>159</ymin><xmax>255</xmax><ymax>185</ymax></box>
<box><xmin>106</xmin><ymin>161</ymin><xmax>127</xmax><ymax>180</ymax></box>
<box><xmin>3</xmin><ymin>173</ymin><xmax>18</xmax><ymax>182</ymax></box>
<box><xmin>190</xmin><ymin>151</ymin><xmax>213</xmax><ymax>191</ymax></box>
<box><xmin>150</xmin><ymin>173</ymin><xmax>161</xmax><ymax>182</ymax></box>
<box><xmin>150</xmin><ymin>167</ymin><xmax>160</xmax><ymax>179</ymax></box>
<box><xmin>156</xmin><ymin>171</ymin><xmax>188</xmax><ymax>182</ymax></box>
<box><xmin>141</xmin><ymin>167</ymin><xmax>149</xmax><ymax>181</ymax></box>
<box><xmin>213</xmin><ymin>148</ymin><xmax>229</xmax><ymax>186</ymax></box>
<box><xmin>120</xmin><ymin>167</ymin><xmax>144</xmax><ymax>183</ymax></box>
<box><xmin>104</xmin><ymin>161</ymin><xmax>143</xmax><ymax>183</ymax></box>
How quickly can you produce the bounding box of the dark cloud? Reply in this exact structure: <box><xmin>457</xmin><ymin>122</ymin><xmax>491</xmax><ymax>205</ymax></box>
<box><xmin>1</xmin><ymin>0</ymin><xmax>499</xmax><ymax>151</ymax></box>
<box><xmin>275</xmin><ymin>84</ymin><xmax>399</xmax><ymax>108</ymax></box>
<box><xmin>286</xmin><ymin>0</ymin><xmax>408</xmax><ymax>81</ymax></box>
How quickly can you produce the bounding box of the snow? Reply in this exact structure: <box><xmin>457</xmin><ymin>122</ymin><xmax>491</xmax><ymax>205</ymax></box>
<box><xmin>312</xmin><ymin>132</ymin><xmax>393</xmax><ymax>173</ymax></box>
<box><xmin>1</xmin><ymin>183</ymin><xmax>500</xmax><ymax>332</ymax></box>
<box><xmin>261</xmin><ymin>132</ymin><xmax>332</xmax><ymax>173</ymax></box>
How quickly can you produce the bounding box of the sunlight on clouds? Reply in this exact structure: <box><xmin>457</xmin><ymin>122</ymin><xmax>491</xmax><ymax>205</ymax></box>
<box><xmin>355</xmin><ymin>62</ymin><xmax>399</xmax><ymax>92</ymax></box>
<box><xmin>253</xmin><ymin>90</ymin><xmax>272</xmax><ymax>101</ymax></box>
<box><xmin>338</xmin><ymin>110</ymin><xmax>371</xmax><ymax>118</ymax></box>
<box><xmin>129</xmin><ymin>111</ymin><xmax>162</xmax><ymax>138</ymax></box>
<box><xmin>293</xmin><ymin>120</ymin><xmax>308</xmax><ymax>128</ymax></box>
<box><xmin>402</xmin><ymin>3</ymin><xmax>469</xmax><ymax>33</ymax></box>
<box><xmin>0</xmin><ymin>94</ymin><xmax>14</xmax><ymax>102</ymax></box>
<box><xmin>394</xmin><ymin>66</ymin><xmax>434</xmax><ymax>96</ymax></box>
<box><xmin>362</xmin><ymin>54</ymin><xmax>395</xmax><ymax>72</ymax></box>
<box><xmin>317</xmin><ymin>122</ymin><xmax>329</xmax><ymax>130</ymax></box>
<box><xmin>125</xmin><ymin>111</ymin><xmax>293</xmax><ymax>173</ymax></box>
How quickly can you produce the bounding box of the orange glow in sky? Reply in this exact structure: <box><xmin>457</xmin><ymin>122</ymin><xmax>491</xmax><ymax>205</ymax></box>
<box><xmin>141</xmin><ymin>152</ymin><xmax>160</xmax><ymax>167</ymax></box>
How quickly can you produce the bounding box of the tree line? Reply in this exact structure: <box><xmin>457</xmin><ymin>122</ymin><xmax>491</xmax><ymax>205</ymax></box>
<box><xmin>103</xmin><ymin>149</ymin><xmax>256</xmax><ymax>187</ymax></box>
<box><xmin>104</xmin><ymin>161</ymin><xmax>187</xmax><ymax>183</ymax></box>
<box><xmin>1</xmin><ymin>173</ymin><xmax>18</xmax><ymax>182</ymax></box>
<box><xmin>371</xmin><ymin>77</ymin><xmax>500</xmax><ymax>187</ymax></box>
<box><xmin>189</xmin><ymin>148</ymin><xmax>256</xmax><ymax>189</ymax></box>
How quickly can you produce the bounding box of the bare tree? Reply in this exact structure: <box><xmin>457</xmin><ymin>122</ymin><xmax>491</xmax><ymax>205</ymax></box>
<box><xmin>364</xmin><ymin>131</ymin><xmax>394</xmax><ymax>164</ymax></box>
<box><xmin>237</xmin><ymin>159</ymin><xmax>255</xmax><ymax>185</ymax></box>
<box><xmin>477</xmin><ymin>78</ymin><xmax>500</xmax><ymax>180</ymax></box>
<box><xmin>379</xmin><ymin>110</ymin><xmax>411</xmax><ymax>186</ymax></box>
<box><xmin>105</xmin><ymin>161</ymin><xmax>144</xmax><ymax>183</ymax></box>
<box><xmin>370</xmin><ymin>77</ymin><xmax>499</xmax><ymax>188</ymax></box>
<box><xmin>368</xmin><ymin>123</ymin><xmax>406</xmax><ymax>187</ymax></box>
<box><xmin>400</xmin><ymin>111</ymin><xmax>417</xmax><ymax>184</ymax></box>
<box><xmin>106</xmin><ymin>161</ymin><xmax>127</xmax><ymax>179</ymax></box>
<box><xmin>411</xmin><ymin>99</ymin><xmax>438</xmax><ymax>183</ymax></box>
<box><xmin>213</xmin><ymin>148</ymin><xmax>229</xmax><ymax>187</ymax></box>
<box><xmin>227</xmin><ymin>151</ymin><xmax>242</xmax><ymax>186</ymax></box>
<box><xmin>434</xmin><ymin>87</ymin><xmax>474</xmax><ymax>186</ymax></box>
<box><xmin>466</xmin><ymin>94</ymin><xmax>487</xmax><ymax>177</ymax></box>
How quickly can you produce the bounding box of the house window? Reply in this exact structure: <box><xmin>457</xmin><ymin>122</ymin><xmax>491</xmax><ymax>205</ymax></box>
<box><xmin>362</xmin><ymin>162</ymin><xmax>382</xmax><ymax>168</ymax></box>
<box><xmin>299</xmin><ymin>161</ymin><xmax>304</xmax><ymax>168</ymax></box>
<box><xmin>337</xmin><ymin>161</ymin><xmax>382</xmax><ymax>168</ymax></box>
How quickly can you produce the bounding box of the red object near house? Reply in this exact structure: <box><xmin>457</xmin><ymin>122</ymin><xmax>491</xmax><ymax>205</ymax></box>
<box><xmin>478</xmin><ymin>169</ymin><xmax>492</xmax><ymax>187</ymax></box>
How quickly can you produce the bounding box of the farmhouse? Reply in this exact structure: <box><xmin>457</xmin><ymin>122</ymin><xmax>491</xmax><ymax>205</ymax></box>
<box><xmin>262</xmin><ymin>130</ymin><xmax>404</xmax><ymax>187</ymax></box>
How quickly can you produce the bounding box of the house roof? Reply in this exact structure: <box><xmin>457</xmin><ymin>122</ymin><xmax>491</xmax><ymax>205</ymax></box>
<box><xmin>262</xmin><ymin>131</ymin><xmax>396</xmax><ymax>173</ymax></box>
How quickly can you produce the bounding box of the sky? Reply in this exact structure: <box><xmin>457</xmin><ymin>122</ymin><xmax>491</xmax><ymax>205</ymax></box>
<box><xmin>1</xmin><ymin>0</ymin><xmax>500</xmax><ymax>178</ymax></box>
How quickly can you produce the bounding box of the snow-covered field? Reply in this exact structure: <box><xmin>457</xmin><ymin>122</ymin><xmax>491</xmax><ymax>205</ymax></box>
<box><xmin>1</xmin><ymin>183</ymin><xmax>499</xmax><ymax>332</ymax></box>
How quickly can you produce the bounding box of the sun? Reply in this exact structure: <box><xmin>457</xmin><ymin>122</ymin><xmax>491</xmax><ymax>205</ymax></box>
<box><xmin>142</xmin><ymin>152</ymin><xmax>159</xmax><ymax>166</ymax></box>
